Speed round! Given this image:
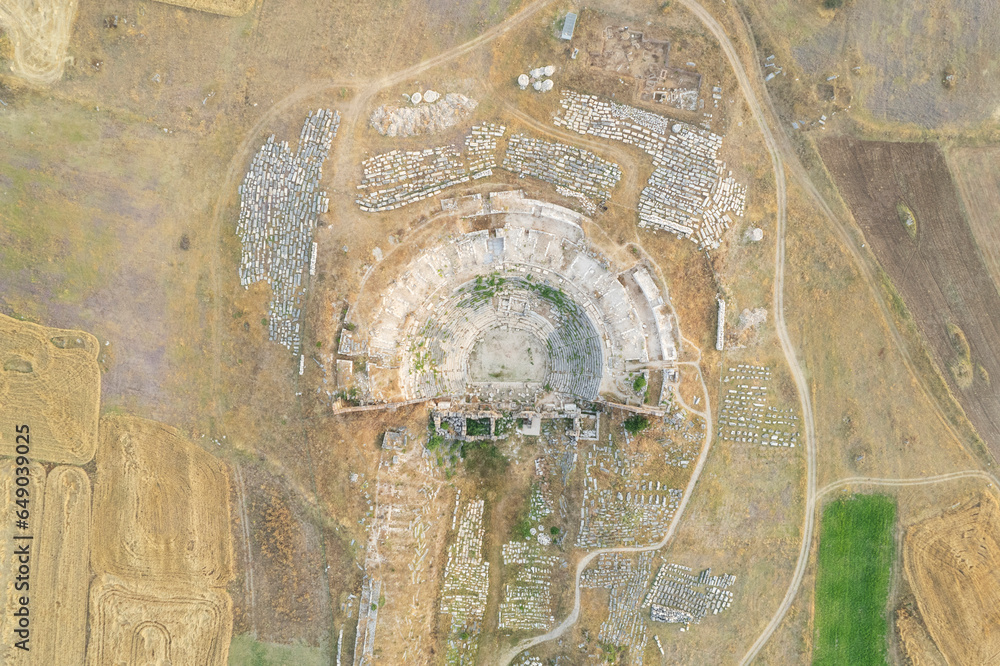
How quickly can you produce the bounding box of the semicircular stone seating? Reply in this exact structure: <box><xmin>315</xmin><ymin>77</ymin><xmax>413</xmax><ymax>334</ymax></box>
<box><xmin>364</xmin><ymin>201</ymin><xmax>672</xmax><ymax>402</ymax></box>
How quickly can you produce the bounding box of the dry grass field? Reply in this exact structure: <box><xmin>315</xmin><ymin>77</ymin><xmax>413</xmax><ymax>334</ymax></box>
<box><xmin>0</xmin><ymin>314</ymin><xmax>99</xmax><ymax>464</ymax></box>
<box><xmin>904</xmin><ymin>493</ymin><xmax>1000</xmax><ymax>666</ymax></box>
<box><xmin>739</xmin><ymin>0</ymin><xmax>1000</xmax><ymax>131</ymax></box>
<box><xmin>819</xmin><ymin>139</ymin><xmax>1000</xmax><ymax>452</ymax></box>
<box><xmin>32</xmin><ymin>465</ymin><xmax>91</xmax><ymax>666</ymax></box>
<box><xmin>946</xmin><ymin>145</ymin><xmax>1000</xmax><ymax>295</ymax></box>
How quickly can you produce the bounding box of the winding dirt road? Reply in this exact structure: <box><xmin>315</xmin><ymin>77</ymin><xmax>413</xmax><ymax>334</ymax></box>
<box><xmin>496</xmin><ymin>354</ymin><xmax>715</xmax><ymax>665</ymax></box>
<box><xmin>670</xmin><ymin>2</ymin><xmax>819</xmax><ymax>663</ymax></box>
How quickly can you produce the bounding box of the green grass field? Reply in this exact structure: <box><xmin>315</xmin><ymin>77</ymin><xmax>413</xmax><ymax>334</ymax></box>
<box><xmin>813</xmin><ymin>494</ymin><xmax>897</xmax><ymax>665</ymax></box>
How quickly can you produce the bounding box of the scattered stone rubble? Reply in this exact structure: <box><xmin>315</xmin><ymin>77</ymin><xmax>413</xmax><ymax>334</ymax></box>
<box><xmin>236</xmin><ymin>109</ymin><xmax>338</xmax><ymax>353</ymax></box>
<box><xmin>582</xmin><ymin>553</ymin><xmax>653</xmax><ymax>664</ymax></box>
<box><xmin>718</xmin><ymin>364</ymin><xmax>800</xmax><ymax>448</ymax></box>
<box><xmin>464</xmin><ymin>123</ymin><xmax>506</xmax><ymax>174</ymax></box>
<box><xmin>356</xmin><ymin>124</ymin><xmax>506</xmax><ymax>212</ymax></box>
<box><xmin>502</xmin><ymin>134</ymin><xmax>621</xmax><ymax>202</ymax></box>
<box><xmin>356</xmin><ymin>144</ymin><xmax>468</xmax><ymax>212</ymax></box>
<box><xmin>369</xmin><ymin>93</ymin><xmax>478</xmax><ymax>137</ymax></box>
<box><xmin>643</xmin><ymin>564</ymin><xmax>736</xmax><ymax>628</ymax></box>
<box><xmin>554</xmin><ymin>91</ymin><xmax>747</xmax><ymax>250</ymax></box>
<box><xmin>441</xmin><ymin>498</ymin><xmax>490</xmax><ymax>664</ymax></box>
<box><xmin>577</xmin><ymin>438</ymin><xmax>682</xmax><ymax>548</ymax></box>
<box><xmin>498</xmin><ymin>541</ymin><xmax>559</xmax><ymax>631</ymax></box>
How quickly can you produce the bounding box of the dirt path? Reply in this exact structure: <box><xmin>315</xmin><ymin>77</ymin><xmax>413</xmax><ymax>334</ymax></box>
<box><xmin>206</xmin><ymin>0</ymin><xmax>557</xmax><ymax>422</ymax></box>
<box><xmin>495</xmin><ymin>356</ymin><xmax>715</xmax><ymax>664</ymax></box>
<box><xmin>668</xmin><ymin>3</ymin><xmax>819</xmax><ymax>664</ymax></box>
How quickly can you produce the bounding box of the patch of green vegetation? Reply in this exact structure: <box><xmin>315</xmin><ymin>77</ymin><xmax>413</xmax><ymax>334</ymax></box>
<box><xmin>550</xmin><ymin>525</ymin><xmax>560</xmax><ymax>535</ymax></box>
<box><xmin>946</xmin><ymin>323</ymin><xmax>973</xmax><ymax>389</ymax></box>
<box><xmin>512</xmin><ymin>515</ymin><xmax>533</xmax><ymax>540</ymax></box>
<box><xmin>623</xmin><ymin>414</ymin><xmax>650</xmax><ymax>435</ymax></box>
<box><xmin>495</xmin><ymin>413</ymin><xmax>515</xmax><ymax>437</ymax></box>
<box><xmin>813</xmin><ymin>494</ymin><xmax>896</xmax><ymax>666</ymax></box>
<box><xmin>465</xmin><ymin>417</ymin><xmax>492</xmax><ymax>437</ymax></box>
<box><xmin>895</xmin><ymin>201</ymin><xmax>917</xmax><ymax>238</ymax></box>
<box><xmin>458</xmin><ymin>272</ymin><xmax>507</xmax><ymax>308</ymax></box>
<box><xmin>426</xmin><ymin>434</ymin><xmax>445</xmax><ymax>451</ymax></box>
<box><xmin>526</xmin><ymin>280</ymin><xmax>575</xmax><ymax>313</ymax></box>
<box><xmin>228</xmin><ymin>634</ymin><xmax>327</xmax><ymax>666</ymax></box>
<box><xmin>599</xmin><ymin>642</ymin><xmax>625</xmax><ymax>663</ymax></box>
<box><xmin>460</xmin><ymin>440</ymin><xmax>509</xmax><ymax>478</ymax></box>
<box><xmin>977</xmin><ymin>363</ymin><xmax>990</xmax><ymax>384</ymax></box>
<box><xmin>823</xmin><ymin>0</ymin><xmax>844</xmax><ymax>9</ymax></box>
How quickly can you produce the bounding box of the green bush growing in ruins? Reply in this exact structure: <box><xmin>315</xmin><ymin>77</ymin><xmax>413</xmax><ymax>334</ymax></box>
<box><xmin>633</xmin><ymin>374</ymin><xmax>647</xmax><ymax>392</ymax></box>
<box><xmin>623</xmin><ymin>414</ymin><xmax>650</xmax><ymax>435</ymax></box>
<box><xmin>466</xmin><ymin>418</ymin><xmax>491</xmax><ymax>437</ymax></box>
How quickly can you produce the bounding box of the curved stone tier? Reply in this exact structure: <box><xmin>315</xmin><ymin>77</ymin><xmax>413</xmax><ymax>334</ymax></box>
<box><xmin>361</xmin><ymin>196</ymin><xmax>678</xmax><ymax>403</ymax></box>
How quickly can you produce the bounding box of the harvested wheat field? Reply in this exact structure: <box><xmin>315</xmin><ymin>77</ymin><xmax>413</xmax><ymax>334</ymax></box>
<box><xmin>0</xmin><ymin>461</ymin><xmax>45</xmax><ymax>665</ymax></box>
<box><xmin>0</xmin><ymin>314</ymin><xmax>100</xmax><ymax>464</ymax></box>
<box><xmin>87</xmin><ymin>573</ymin><xmax>233</xmax><ymax>666</ymax></box>
<box><xmin>904</xmin><ymin>493</ymin><xmax>1000</xmax><ymax>665</ymax></box>
<box><xmin>92</xmin><ymin>415</ymin><xmax>232</xmax><ymax>584</ymax></box>
<box><xmin>152</xmin><ymin>0</ymin><xmax>254</xmax><ymax>17</ymax></box>
<box><xmin>32</xmin><ymin>466</ymin><xmax>91</xmax><ymax>666</ymax></box>
<box><xmin>0</xmin><ymin>0</ymin><xmax>78</xmax><ymax>84</ymax></box>
<box><xmin>820</xmin><ymin>140</ymin><xmax>1000</xmax><ymax>448</ymax></box>
<box><xmin>896</xmin><ymin>608</ymin><xmax>946</xmax><ymax>666</ymax></box>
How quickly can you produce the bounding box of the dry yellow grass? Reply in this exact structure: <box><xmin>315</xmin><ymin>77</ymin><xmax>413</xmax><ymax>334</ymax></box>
<box><xmin>0</xmin><ymin>0</ymin><xmax>77</xmax><ymax>84</ymax></box>
<box><xmin>0</xmin><ymin>314</ymin><xmax>100</xmax><ymax>465</ymax></box>
<box><xmin>0</xmin><ymin>461</ymin><xmax>45</xmax><ymax>665</ymax></box>
<box><xmin>904</xmin><ymin>493</ymin><xmax>1000</xmax><ymax>666</ymax></box>
<box><xmin>152</xmin><ymin>0</ymin><xmax>254</xmax><ymax>17</ymax></box>
<box><xmin>32</xmin><ymin>465</ymin><xmax>91</xmax><ymax>666</ymax></box>
<box><xmin>92</xmin><ymin>415</ymin><xmax>232</xmax><ymax>585</ymax></box>
<box><xmin>86</xmin><ymin>573</ymin><xmax>233</xmax><ymax>666</ymax></box>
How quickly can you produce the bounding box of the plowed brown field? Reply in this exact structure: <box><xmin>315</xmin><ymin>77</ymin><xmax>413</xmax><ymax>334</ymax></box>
<box><xmin>91</xmin><ymin>415</ymin><xmax>232</xmax><ymax>585</ymax></box>
<box><xmin>904</xmin><ymin>493</ymin><xmax>1000</xmax><ymax>666</ymax></box>
<box><xmin>0</xmin><ymin>314</ymin><xmax>100</xmax><ymax>464</ymax></box>
<box><xmin>820</xmin><ymin>140</ymin><xmax>1000</xmax><ymax>449</ymax></box>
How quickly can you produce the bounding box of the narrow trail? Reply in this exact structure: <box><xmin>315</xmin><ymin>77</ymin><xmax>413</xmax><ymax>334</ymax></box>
<box><xmin>678</xmin><ymin>1</ymin><xmax>991</xmax><ymax>662</ymax></box>
<box><xmin>671</xmin><ymin>2</ymin><xmax>819</xmax><ymax>664</ymax></box>
<box><xmin>496</xmin><ymin>357</ymin><xmax>715</xmax><ymax>665</ymax></box>
<box><xmin>817</xmin><ymin>470</ymin><xmax>1000</xmax><ymax>499</ymax></box>
<box><xmin>206</xmin><ymin>0</ymin><xmax>556</xmax><ymax>421</ymax></box>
